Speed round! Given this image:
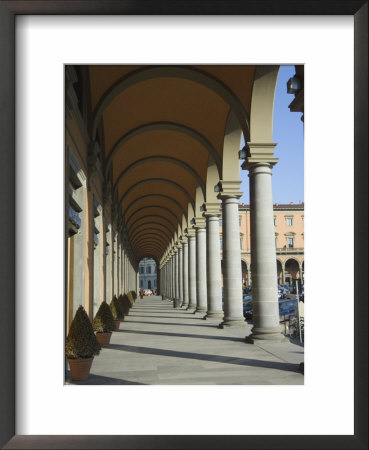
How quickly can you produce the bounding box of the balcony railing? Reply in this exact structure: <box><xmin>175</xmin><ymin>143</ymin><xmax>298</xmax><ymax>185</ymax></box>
<box><xmin>276</xmin><ymin>247</ymin><xmax>304</xmax><ymax>254</ymax></box>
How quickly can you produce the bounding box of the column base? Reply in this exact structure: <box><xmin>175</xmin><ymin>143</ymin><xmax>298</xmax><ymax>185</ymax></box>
<box><xmin>245</xmin><ymin>326</ymin><xmax>288</xmax><ymax>343</ymax></box>
<box><xmin>218</xmin><ymin>317</ymin><xmax>246</xmax><ymax>328</ymax></box>
<box><xmin>181</xmin><ymin>302</ymin><xmax>189</xmax><ymax>309</ymax></box>
<box><xmin>193</xmin><ymin>309</ymin><xmax>206</xmax><ymax>319</ymax></box>
<box><xmin>204</xmin><ymin>311</ymin><xmax>224</xmax><ymax>320</ymax></box>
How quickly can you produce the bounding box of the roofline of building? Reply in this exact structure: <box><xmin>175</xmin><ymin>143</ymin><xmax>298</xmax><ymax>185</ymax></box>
<box><xmin>238</xmin><ymin>202</ymin><xmax>304</xmax><ymax>210</ymax></box>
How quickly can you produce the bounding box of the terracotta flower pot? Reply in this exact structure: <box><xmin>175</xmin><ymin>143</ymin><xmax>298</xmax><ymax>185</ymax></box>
<box><xmin>95</xmin><ymin>331</ymin><xmax>112</xmax><ymax>347</ymax></box>
<box><xmin>113</xmin><ymin>319</ymin><xmax>120</xmax><ymax>331</ymax></box>
<box><xmin>68</xmin><ymin>357</ymin><xmax>93</xmax><ymax>381</ymax></box>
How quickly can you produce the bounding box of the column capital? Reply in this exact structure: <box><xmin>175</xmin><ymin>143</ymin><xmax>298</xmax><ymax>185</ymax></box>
<box><xmin>192</xmin><ymin>216</ymin><xmax>206</xmax><ymax>229</ymax></box>
<box><xmin>184</xmin><ymin>227</ymin><xmax>196</xmax><ymax>238</ymax></box>
<box><xmin>241</xmin><ymin>142</ymin><xmax>278</xmax><ymax>170</ymax></box>
<box><xmin>202</xmin><ymin>202</ymin><xmax>221</xmax><ymax>217</ymax></box>
<box><xmin>216</xmin><ymin>180</ymin><xmax>243</xmax><ymax>199</ymax></box>
<box><xmin>179</xmin><ymin>235</ymin><xmax>188</xmax><ymax>244</ymax></box>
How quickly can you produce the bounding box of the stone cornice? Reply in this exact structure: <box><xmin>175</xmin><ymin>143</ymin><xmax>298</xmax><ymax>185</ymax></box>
<box><xmin>216</xmin><ymin>180</ymin><xmax>242</xmax><ymax>199</ymax></box>
<box><xmin>65</xmin><ymin>66</ymin><xmax>91</xmax><ymax>147</ymax></box>
<box><xmin>184</xmin><ymin>227</ymin><xmax>196</xmax><ymax>238</ymax></box>
<box><xmin>242</xmin><ymin>142</ymin><xmax>278</xmax><ymax>170</ymax></box>
<box><xmin>192</xmin><ymin>216</ymin><xmax>206</xmax><ymax>229</ymax></box>
<box><xmin>202</xmin><ymin>202</ymin><xmax>221</xmax><ymax>217</ymax></box>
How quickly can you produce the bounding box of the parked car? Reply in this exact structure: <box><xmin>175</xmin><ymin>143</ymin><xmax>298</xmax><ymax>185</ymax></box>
<box><xmin>242</xmin><ymin>297</ymin><xmax>298</xmax><ymax>321</ymax></box>
<box><xmin>280</xmin><ymin>283</ymin><xmax>294</xmax><ymax>293</ymax></box>
<box><xmin>278</xmin><ymin>298</ymin><xmax>298</xmax><ymax>317</ymax></box>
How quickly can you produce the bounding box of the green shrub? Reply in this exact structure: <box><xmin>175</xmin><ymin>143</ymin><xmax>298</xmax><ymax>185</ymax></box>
<box><xmin>110</xmin><ymin>296</ymin><xmax>124</xmax><ymax>320</ymax></box>
<box><xmin>65</xmin><ymin>306</ymin><xmax>101</xmax><ymax>359</ymax></box>
<box><xmin>93</xmin><ymin>301</ymin><xmax>115</xmax><ymax>333</ymax></box>
<box><xmin>120</xmin><ymin>294</ymin><xmax>131</xmax><ymax>314</ymax></box>
<box><xmin>117</xmin><ymin>295</ymin><xmax>126</xmax><ymax>314</ymax></box>
<box><xmin>127</xmin><ymin>291</ymin><xmax>135</xmax><ymax>305</ymax></box>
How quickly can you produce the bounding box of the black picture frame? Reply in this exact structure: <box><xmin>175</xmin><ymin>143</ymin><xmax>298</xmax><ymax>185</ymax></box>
<box><xmin>0</xmin><ymin>1</ymin><xmax>367</xmax><ymax>449</ymax></box>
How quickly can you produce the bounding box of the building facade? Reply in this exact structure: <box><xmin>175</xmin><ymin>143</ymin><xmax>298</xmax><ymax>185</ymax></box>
<box><xmin>138</xmin><ymin>258</ymin><xmax>157</xmax><ymax>290</ymax></box>
<box><xmin>235</xmin><ymin>202</ymin><xmax>304</xmax><ymax>288</ymax></box>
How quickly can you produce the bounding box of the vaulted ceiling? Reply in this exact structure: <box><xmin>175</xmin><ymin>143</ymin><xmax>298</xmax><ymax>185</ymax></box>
<box><xmin>86</xmin><ymin>65</ymin><xmax>256</xmax><ymax>264</ymax></box>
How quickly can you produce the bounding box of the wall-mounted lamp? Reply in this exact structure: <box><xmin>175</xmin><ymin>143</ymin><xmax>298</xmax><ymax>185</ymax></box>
<box><xmin>238</xmin><ymin>146</ymin><xmax>248</xmax><ymax>160</ymax></box>
<box><xmin>287</xmin><ymin>76</ymin><xmax>301</xmax><ymax>94</ymax></box>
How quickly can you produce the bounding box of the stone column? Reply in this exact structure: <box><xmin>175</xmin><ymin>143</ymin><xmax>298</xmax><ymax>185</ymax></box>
<box><xmin>217</xmin><ymin>181</ymin><xmax>245</xmax><ymax>328</ymax></box>
<box><xmin>187</xmin><ymin>230</ymin><xmax>197</xmax><ymax>310</ymax></box>
<box><xmin>174</xmin><ymin>248</ymin><xmax>180</xmax><ymax>307</ymax></box>
<box><xmin>282</xmin><ymin>267</ymin><xmax>286</xmax><ymax>285</ymax></box>
<box><xmin>163</xmin><ymin>261</ymin><xmax>167</xmax><ymax>298</ymax></box>
<box><xmin>182</xmin><ymin>239</ymin><xmax>189</xmax><ymax>308</ymax></box>
<box><xmin>203</xmin><ymin>204</ymin><xmax>224</xmax><ymax>320</ymax></box>
<box><xmin>178</xmin><ymin>244</ymin><xmax>183</xmax><ymax>306</ymax></box>
<box><xmin>165</xmin><ymin>260</ymin><xmax>168</xmax><ymax>299</ymax></box>
<box><xmin>121</xmin><ymin>245</ymin><xmax>125</xmax><ymax>295</ymax></box>
<box><xmin>194</xmin><ymin>220</ymin><xmax>207</xmax><ymax>315</ymax></box>
<box><xmin>171</xmin><ymin>252</ymin><xmax>175</xmax><ymax>302</ymax></box>
<box><xmin>126</xmin><ymin>256</ymin><xmax>129</xmax><ymax>292</ymax></box>
<box><xmin>156</xmin><ymin>263</ymin><xmax>160</xmax><ymax>295</ymax></box>
<box><xmin>167</xmin><ymin>260</ymin><xmax>169</xmax><ymax>295</ymax></box>
<box><xmin>243</xmin><ymin>153</ymin><xmax>286</xmax><ymax>342</ymax></box>
<box><xmin>117</xmin><ymin>241</ymin><xmax>121</xmax><ymax>295</ymax></box>
<box><xmin>169</xmin><ymin>258</ymin><xmax>171</xmax><ymax>298</ymax></box>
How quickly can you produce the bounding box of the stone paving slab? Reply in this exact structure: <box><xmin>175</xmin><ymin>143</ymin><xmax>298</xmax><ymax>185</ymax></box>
<box><xmin>66</xmin><ymin>296</ymin><xmax>304</xmax><ymax>385</ymax></box>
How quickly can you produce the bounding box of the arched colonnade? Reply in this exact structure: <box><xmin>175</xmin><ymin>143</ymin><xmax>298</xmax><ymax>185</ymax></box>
<box><xmin>66</xmin><ymin>65</ymin><xmax>288</xmax><ymax>343</ymax></box>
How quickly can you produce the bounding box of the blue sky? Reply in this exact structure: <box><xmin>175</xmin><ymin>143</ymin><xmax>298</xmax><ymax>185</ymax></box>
<box><xmin>239</xmin><ymin>65</ymin><xmax>304</xmax><ymax>205</ymax></box>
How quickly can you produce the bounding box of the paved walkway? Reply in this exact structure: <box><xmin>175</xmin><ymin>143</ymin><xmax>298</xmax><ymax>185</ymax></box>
<box><xmin>66</xmin><ymin>296</ymin><xmax>304</xmax><ymax>385</ymax></box>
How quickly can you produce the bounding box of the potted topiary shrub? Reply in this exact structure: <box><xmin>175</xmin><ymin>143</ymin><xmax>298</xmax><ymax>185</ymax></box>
<box><xmin>117</xmin><ymin>295</ymin><xmax>126</xmax><ymax>316</ymax></box>
<box><xmin>93</xmin><ymin>301</ymin><xmax>115</xmax><ymax>347</ymax></box>
<box><xmin>120</xmin><ymin>294</ymin><xmax>131</xmax><ymax>315</ymax></box>
<box><xmin>128</xmin><ymin>291</ymin><xmax>136</xmax><ymax>304</ymax></box>
<box><xmin>65</xmin><ymin>306</ymin><xmax>101</xmax><ymax>381</ymax></box>
<box><xmin>110</xmin><ymin>296</ymin><xmax>124</xmax><ymax>330</ymax></box>
<box><xmin>127</xmin><ymin>292</ymin><xmax>134</xmax><ymax>306</ymax></box>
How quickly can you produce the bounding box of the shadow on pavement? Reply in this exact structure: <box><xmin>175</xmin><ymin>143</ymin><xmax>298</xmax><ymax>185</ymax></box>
<box><xmin>108</xmin><ymin>343</ymin><xmax>301</xmax><ymax>374</ymax></box>
<box><xmin>115</xmin><ymin>328</ymin><xmax>243</xmax><ymax>342</ymax></box>
<box><xmin>128</xmin><ymin>314</ymin><xmax>205</xmax><ymax>320</ymax></box>
<box><xmin>65</xmin><ymin>371</ymin><xmax>146</xmax><ymax>385</ymax></box>
<box><xmin>123</xmin><ymin>320</ymin><xmax>216</xmax><ymax>328</ymax></box>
